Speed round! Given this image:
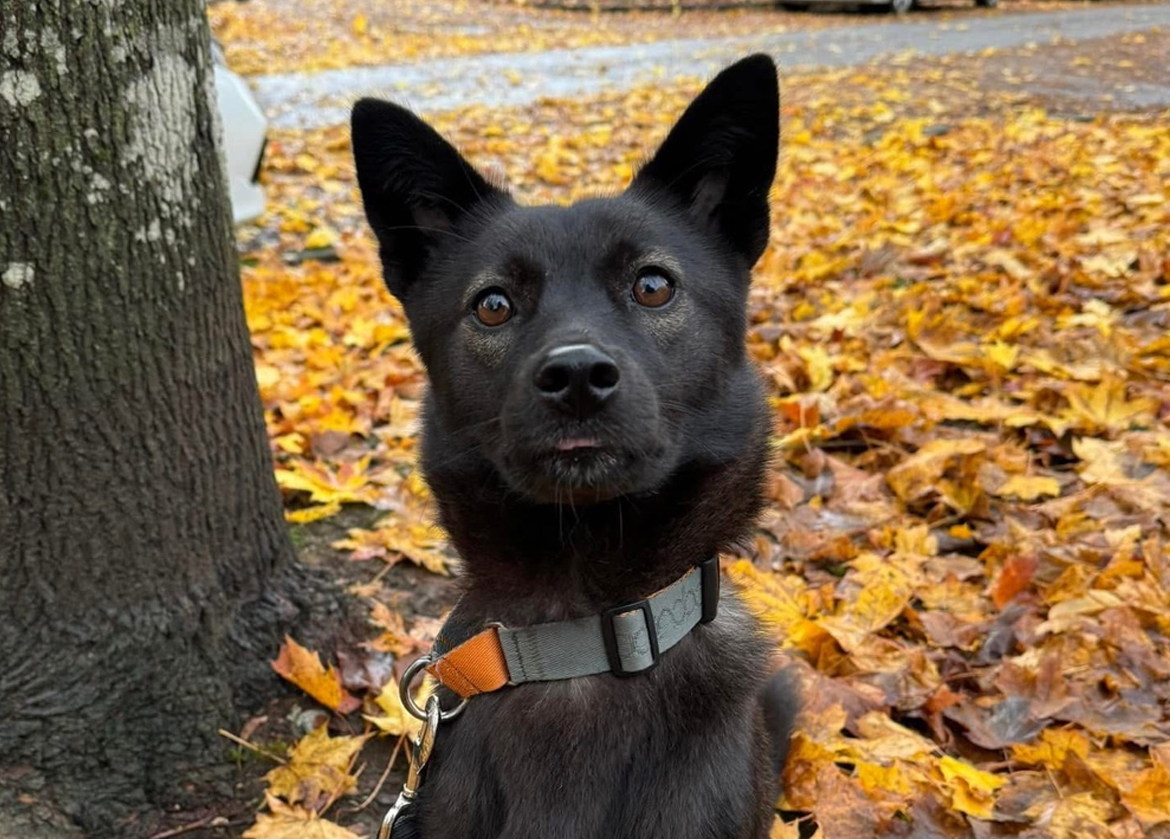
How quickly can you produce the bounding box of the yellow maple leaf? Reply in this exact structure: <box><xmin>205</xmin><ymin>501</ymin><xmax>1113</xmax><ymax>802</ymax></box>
<box><xmin>1036</xmin><ymin>590</ymin><xmax>1126</xmax><ymax>635</ymax></box>
<box><xmin>271</xmin><ymin>636</ymin><xmax>360</xmax><ymax>713</ymax></box>
<box><xmin>982</xmin><ymin>248</ymin><xmax>1033</xmax><ymax>281</ymax></box>
<box><xmin>255</xmin><ymin>362</ymin><xmax>282</xmax><ymax>392</ymax></box>
<box><xmin>275</xmin><ymin>458</ymin><xmax>379</xmax><ymax>506</ymax></box>
<box><xmin>351</xmin><ymin>13</ymin><xmax>368</xmax><ymax>36</ymax></box>
<box><xmin>274</xmin><ymin>433</ymin><xmax>306</xmax><ymax>455</ymax></box>
<box><xmin>994</xmin><ymin>475</ymin><xmax>1061</xmax><ymax>501</ymax></box>
<box><xmin>794</xmin><ymin>249</ymin><xmax>849</xmax><ymax>283</ymax></box>
<box><xmin>1072</xmin><ymin>437</ymin><xmax>1130</xmax><ymax>485</ymax></box>
<box><xmin>983</xmin><ymin>341</ymin><xmax>1020</xmax><ymax>372</ymax></box>
<box><xmin>935</xmin><ymin>755</ymin><xmax>1005</xmax><ymax>820</ymax></box>
<box><xmin>1063</xmin><ymin>378</ymin><xmax>1159</xmax><ymax>435</ymax></box>
<box><xmin>1118</xmin><ymin>759</ymin><xmax>1170</xmax><ymax>826</ymax></box>
<box><xmin>886</xmin><ymin>439</ymin><xmax>986</xmax><ymax>506</ymax></box>
<box><xmin>285</xmin><ymin>501</ymin><xmax>342</xmax><ymax>524</ymax></box>
<box><xmin>264</xmin><ymin>726</ymin><xmax>368</xmax><ymax>806</ymax></box>
<box><xmin>365</xmin><ymin>675</ymin><xmax>429</xmax><ymax>739</ymax></box>
<box><xmin>780</xmin><ymin>730</ymin><xmax>839</xmax><ymax>812</ymax></box>
<box><xmin>244</xmin><ymin>795</ymin><xmax>362</xmax><ymax>839</ymax></box>
<box><xmin>304</xmin><ymin>227</ymin><xmax>337</xmax><ymax>250</ymax></box>
<box><xmin>1080</xmin><ymin>252</ymin><xmax>1136</xmax><ymax>282</ymax></box>
<box><xmin>364</xmin><ymin>600</ymin><xmax>431</xmax><ymax>659</ymax></box>
<box><xmin>291</xmin><ymin>154</ymin><xmax>319</xmax><ymax>175</ymax></box>
<box><xmin>1011</xmin><ymin>728</ymin><xmax>1090</xmax><ymax>767</ymax></box>
<box><xmin>1023</xmin><ymin>791</ymin><xmax>1118</xmax><ymax>839</ymax></box>
<box><xmin>796</xmin><ymin>345</ymin><xmax>835</xmax><ymax>392</ymax></box>
<box><xmin>856</xmin><ymin>761</ymin><xmax>914</xmax><ymax>797</ymax></box>
<box><xmin>332</xmin><ymin>518</ymin><xmax>451</xmax><ymax>575</ymax></box>
<box><xmin>820</xmin><ymin>555</ymin><xmax>913</xmax><ymax>651</ymax></box>
<box><xmin>920</xmin><ymin>395</ymin><xmax>1041</xmax><ymax>429</ymax></box>
<box><xmin>726</xmin><ymin>560</ymin><xmax>830</xmax><ymax>659</ymax></box>
<box><xmin>380</xmin><ymin>396</ymin><xmax>420</xmax><ymax>439</ymax></box>
<box><xmin>854</xmin><ymin>712</ymin><xmax>937</xmax><ymax>763</ymax></box>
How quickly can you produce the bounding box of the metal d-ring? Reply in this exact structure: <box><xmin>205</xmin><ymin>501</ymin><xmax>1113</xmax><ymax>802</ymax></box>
<box><xmin>400</xmin><ymin>655</ymin><xmax>469</xmax><ymax>722</ymax></box>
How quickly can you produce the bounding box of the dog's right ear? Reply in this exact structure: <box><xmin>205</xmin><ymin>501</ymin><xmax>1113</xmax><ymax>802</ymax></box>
<box><xmin>351</xmin><ymin>99</ymin><xmax>509</xmax><ymax>299</ymax></box>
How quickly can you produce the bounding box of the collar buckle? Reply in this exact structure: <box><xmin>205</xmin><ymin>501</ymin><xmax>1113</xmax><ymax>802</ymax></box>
<box><xmin>601</xmin><ymin>599</ymin><xmax>661</xmax><ymax>677</ymax></box>
<box><xmin>699</xmin><ymin>556</ymin><xmax>720</xmax><ymax>624</ymax></box>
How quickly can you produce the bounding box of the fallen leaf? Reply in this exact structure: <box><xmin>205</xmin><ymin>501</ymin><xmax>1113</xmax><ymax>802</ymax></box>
<box><xmin>272</xmin><ymin>637</ymin><xmax>361</xmax><ymax>714</ymax></box>
<box><xmin>264</xmin><ymin>726</ymin><xmax>368</xmax><ymax>806</ymax></box>
<box><xmin>934</xmin><ymin>755</ymin><xmax>1006</xmax><ymax>819</ymax></box>
<box><xmin>994</xmin><ymin>475</ymin><xmax>1061</xmax><ymax>501</ymax></box>
<box><xmin>244</xmin><ymin>795</ymin><xmax>362</xmax><ymax>839</ymax></box>
<box><xmin>365</xmin><ymin>675</ymin><xmax>428</xmax><ymax>740</ymax></box>
<box><xmin>990</xmin><ymin>553</ymin><xmax>1039</xmax><ymax>608</ymax></box>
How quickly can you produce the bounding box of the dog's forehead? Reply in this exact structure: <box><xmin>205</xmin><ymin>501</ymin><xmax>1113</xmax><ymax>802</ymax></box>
<box><xmin>481</xmin><ymin>197</ymin><xmax>661</xmax><ymax>268</ymax></box>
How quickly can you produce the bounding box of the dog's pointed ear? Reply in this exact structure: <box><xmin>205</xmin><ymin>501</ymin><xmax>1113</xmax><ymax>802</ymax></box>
<box><xmin>630</xmin><ymin>54</ymin><xmax>779</xmax><ymax>267</ymax></box>
<box><xmin>351</xmin><ymin>98</ymin><xmax>509</xmax><ymax>299</ymax></box>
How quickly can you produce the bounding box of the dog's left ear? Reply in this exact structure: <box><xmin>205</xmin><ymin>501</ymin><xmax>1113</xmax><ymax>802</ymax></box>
<box><xmin>630</xmin><ymin>54</ymin><xmax>779</xmax><ymax>267</ymax></box>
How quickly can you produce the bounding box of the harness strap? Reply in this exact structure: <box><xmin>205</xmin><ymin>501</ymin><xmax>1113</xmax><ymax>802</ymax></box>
<box><xmin>426</xmin><ymin>558</ymin><xmax>720</xmax><ymax>698</ymax></box>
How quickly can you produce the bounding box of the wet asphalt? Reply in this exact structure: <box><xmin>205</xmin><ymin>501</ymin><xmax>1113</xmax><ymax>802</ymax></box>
<box><xmin>249</xmin><ymin>2</ymin><xmax>1170</xmax><ymax>128</ymax></box>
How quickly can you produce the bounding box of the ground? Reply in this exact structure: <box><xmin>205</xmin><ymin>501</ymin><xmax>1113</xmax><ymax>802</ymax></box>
<box><xmin>163</xmin><ymin>3</ymin><xmax>1170</xmax><ymax>837</ymax></box>
<box><xmin>208</xmin><ymin>0</ymin><xmax>1164</xmax><ymax>77</ymax></box>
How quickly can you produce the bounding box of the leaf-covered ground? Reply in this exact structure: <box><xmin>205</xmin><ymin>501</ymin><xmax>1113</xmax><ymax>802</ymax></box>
<box><xmin>222</xmin><ymin>21</ymin><xmax>1170</xmax><ymax>839</ymax></box>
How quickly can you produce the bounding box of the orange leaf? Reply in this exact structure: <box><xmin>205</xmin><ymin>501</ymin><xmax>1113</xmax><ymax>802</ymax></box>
<box><xmin>271</xmin><ymin>636</ymin><xmax>360</xmax><ymax>713</ymax></box>
<box><xmin>990</xmin><ymin>553</ymin><xmax>1038</xmax><ymax>609</ymax></box>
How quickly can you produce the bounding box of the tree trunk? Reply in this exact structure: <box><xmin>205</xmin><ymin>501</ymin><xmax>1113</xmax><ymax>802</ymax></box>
<box><xmin>0</xmin><ymin>2</ymin><xmax>296</xmax><ymax>836</ymax></box>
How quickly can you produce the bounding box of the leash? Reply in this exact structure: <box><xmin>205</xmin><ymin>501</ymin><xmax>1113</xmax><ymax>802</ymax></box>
<box><xmin>377</xmin><ymin>557</ymin><xmax>721</xmax><ymax>838</ymax></box>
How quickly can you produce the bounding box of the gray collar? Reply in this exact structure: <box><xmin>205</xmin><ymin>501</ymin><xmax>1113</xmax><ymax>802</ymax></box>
<box><xmin>501</xmin><ymin>557</ymin><xmax>720</xmax><ymax>681</ymax></box>
<box><xmin>424</xmin><ymin>558</ymin><xmax>720</xmax><ymax>699</ymax></box>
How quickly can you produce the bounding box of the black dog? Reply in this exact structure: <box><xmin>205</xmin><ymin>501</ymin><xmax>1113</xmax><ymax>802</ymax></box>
<box><xmin>352</xmin><ymin>54</ymin><xmax>797</xmax><ymax>839</ymax></box>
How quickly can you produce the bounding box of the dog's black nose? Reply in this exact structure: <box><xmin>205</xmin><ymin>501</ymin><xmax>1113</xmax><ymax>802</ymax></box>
<box><xmin>534</xmin><ymin>344</ymin><xmax>620</xmax><ymax>416</ymax></box>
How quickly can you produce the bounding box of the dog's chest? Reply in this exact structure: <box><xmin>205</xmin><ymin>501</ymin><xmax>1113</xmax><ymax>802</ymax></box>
<box><xmin>417</xmin><ymin>666</ymin><xmax>763</xmax><ymax>839</ymax></box>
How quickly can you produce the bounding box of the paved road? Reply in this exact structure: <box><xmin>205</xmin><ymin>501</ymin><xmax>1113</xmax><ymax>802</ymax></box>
<box><xmin>251</xmin><ymin>3</ymin><xmax>1170</xmax><ymax>128</ymax></box>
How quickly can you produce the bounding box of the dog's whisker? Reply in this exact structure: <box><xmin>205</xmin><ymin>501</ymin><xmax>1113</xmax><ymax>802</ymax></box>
<box><xmin>371</xmin><ymin>223</ymin><xmax>476</xmax><ymax>246</ymax></box>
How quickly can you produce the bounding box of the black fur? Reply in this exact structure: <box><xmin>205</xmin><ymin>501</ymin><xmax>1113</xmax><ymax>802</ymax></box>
<box><xmin>352</xmin><ymin>54</ymin><xmax>797</xmax><ymax>839</ymax></box>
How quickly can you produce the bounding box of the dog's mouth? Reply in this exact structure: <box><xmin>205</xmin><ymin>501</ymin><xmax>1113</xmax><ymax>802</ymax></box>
<box><xmin>555</xmin><ymin>436</ymin><xmax>602</xmax><ymax>452</ymax></box>
<box><xmin>548</xmin><ymin>443</ymin><xmax>624</xmax><ymax>503</ymax></box>
<box><xmin>498</xmin><ymin>431</ymin><xmax>669</xmax><ymax>505</ymax></box>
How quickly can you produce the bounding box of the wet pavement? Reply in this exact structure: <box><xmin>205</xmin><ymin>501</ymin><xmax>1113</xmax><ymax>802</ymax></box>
<box><xmin>250</xmin><ymin>3</ymin><xmax>1170</xmax><ymax>128</ymax></box>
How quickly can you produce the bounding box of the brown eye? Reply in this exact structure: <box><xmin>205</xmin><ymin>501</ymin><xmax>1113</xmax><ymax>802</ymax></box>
<box><xmin>633</xmin><ymin>269</ymin><xmax>674</xmax><ymax>308</ymax></box>
<box><xmin>474</xmin><ymin>289</ymin><xmax>512</xmax><ymax>326</ymax></box>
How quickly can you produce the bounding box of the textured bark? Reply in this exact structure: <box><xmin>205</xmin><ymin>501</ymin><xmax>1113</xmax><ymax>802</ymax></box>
<box><xmin>0</xmin><ymin>2</ymin><xmax>296</xmax><ymax>836</ymax></box>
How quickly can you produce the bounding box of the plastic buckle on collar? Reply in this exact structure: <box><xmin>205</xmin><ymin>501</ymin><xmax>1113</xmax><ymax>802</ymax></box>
<box><xmin>601</xmin><ymin>599</ymin><xmax>660</xmax><ymax>677</ymax></box>
<box><xmin>699</xmin><ymin>557</ymin><xmax>720</xmax><ymax>624</ymax></box>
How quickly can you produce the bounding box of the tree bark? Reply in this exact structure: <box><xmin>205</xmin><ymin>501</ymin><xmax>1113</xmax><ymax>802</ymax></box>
<box><xmin>0</xmin><ymin>2</ymin><xmax>296</xmax><ymax>836</ymax></box>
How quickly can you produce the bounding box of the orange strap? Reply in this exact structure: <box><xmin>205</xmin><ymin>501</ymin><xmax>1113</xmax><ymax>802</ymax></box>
<box><xmin>425</xmin><ymin>626</ymin><xmax>510</xmax><ymax>698</ymax></box>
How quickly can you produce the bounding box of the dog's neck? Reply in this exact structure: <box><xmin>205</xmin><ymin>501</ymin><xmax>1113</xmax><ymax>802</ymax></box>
<box><xmin>423</xmin><ymin>414</ymin><xmax>770</xmax><ymax>625</ymax></box>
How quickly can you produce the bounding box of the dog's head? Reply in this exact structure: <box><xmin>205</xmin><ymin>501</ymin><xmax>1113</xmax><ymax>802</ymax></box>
<box><xmin>352</xmin><ymin>55</ymin><xmax>778</xmax><ymax>506</ymax></box>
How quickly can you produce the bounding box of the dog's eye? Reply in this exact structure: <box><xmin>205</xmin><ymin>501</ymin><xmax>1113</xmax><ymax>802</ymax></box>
<box><xmin>633</xmin><ymin>269</ymin><xmax>674</xmax><ymax>308</ymax></box>
<box><xmin>474</xmin><ymin>288</ymin><xmax>513</xmax><ymax>326</ymax></box>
